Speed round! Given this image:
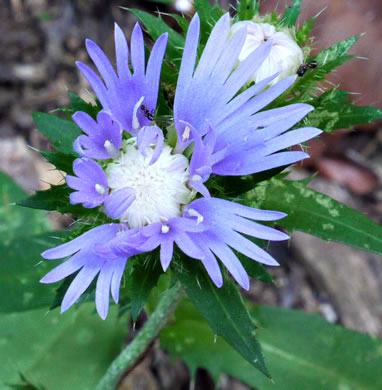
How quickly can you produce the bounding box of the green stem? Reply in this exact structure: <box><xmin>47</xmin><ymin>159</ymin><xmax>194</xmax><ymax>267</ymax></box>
<box><xmin>95</xmin><ymin>282</ymin><xmax>183</xmax><ymax>390</ymax></box>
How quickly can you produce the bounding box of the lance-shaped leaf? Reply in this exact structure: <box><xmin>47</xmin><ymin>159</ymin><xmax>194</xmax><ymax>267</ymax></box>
<box><xmin>17</xmin><ymin>184</ymin><xmax>92</xmax><ymax>216</ymax></box>
<box><xmin>130</xmin><ymin>253</ymin><xmax>163</xmax><ymax>322</ymax></box>
<box><xmin>247</xmin><ymin>178</ymin><xmax>382</xmax><ymax>255</ymax></box>
<box><xmin>172</xmin><ymin>256</ymin><xmax>270</xmax><ymax>378</ymax></box>
<box><xmin>0</xmin><ymin>305</ymin><xmax>127</xmax><ymax>390</ymax></box>
<box><xmin>304</xmin><ymin>88</ymin><xmax>382</xmax><ymax>132</ymax></box>
<box><xmin>32</xmin><ymin>112</ymin><xmax>82</xmax><ymax>156</ymax></box>
<box><xmin>0</xmin><ymin>231</ymin><xmax>69</xmax><ymax>313</ymax></box>
<box><xmin>161</xmin><ymin>302</ymin><xmax>382</xmax><ymax>389</ymax></box>
<box><xmin>0</xmin><ymin>171</ymin><xmax>50</xmax><ymax>245</ymax></box>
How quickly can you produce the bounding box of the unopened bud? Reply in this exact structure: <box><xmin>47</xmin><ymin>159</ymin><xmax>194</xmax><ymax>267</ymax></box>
<box><xmin>231</xmin><ymin>21</ymin><xmax>304</xmax><ymax>86</ymax></box>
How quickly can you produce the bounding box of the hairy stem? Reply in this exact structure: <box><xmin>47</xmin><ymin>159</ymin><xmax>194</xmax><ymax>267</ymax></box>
<box><xmin>95</xmin><ymin>282</ymin><xmax>183</xmax><ymax>390</ymax></box>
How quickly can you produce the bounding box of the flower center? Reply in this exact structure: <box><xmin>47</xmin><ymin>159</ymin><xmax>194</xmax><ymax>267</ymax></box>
<box><xmin>105</xmin><ymin>139</ymin><xmax>192</xmax><ymax>228</ymax></box>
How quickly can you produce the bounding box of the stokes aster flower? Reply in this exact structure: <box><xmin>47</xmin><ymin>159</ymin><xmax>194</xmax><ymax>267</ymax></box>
<box><xmin>41</xmin><ymin>13</ymin><xmax>322</xmax><ymax>319</ymax></box>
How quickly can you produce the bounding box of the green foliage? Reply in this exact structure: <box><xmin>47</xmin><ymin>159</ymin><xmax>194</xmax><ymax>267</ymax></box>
<box><xmin>173</xmin><ymin>256</ymin><xmax>270</xmax><ymax>378</ymax></box>
<box><xmin>40</xmin><ymin>151</ymin><xmax>75</xmax><ymax>174</ymax></box>
<box><xmin>237</xmin><ymin>0</ymin><xmax>259</xmax><ymax>21</ymax></box>
<box><xmin>68</xmin><ymin>91</ymin><xmax>101</xmax><ymax>118</ymax></box>
<box><xmin>238</xmin><ymin>251</ymin><xmax>274</xmax><ymax>284</ymax></box>
<box><xmin>32</xmin><ymin>112</ymin><xmax>82</xmax><ymax>156</ymax></box>
<box><xmin>161</xmin><ymin>301</ymin><xmax>382</xmax><ymax>389</ymax></box>
<box><xmin>130</xmin><ymin>253</ymin><xmax>163</xmax><ymax>322</ymax></box>
<box><xmin>17</xmin><ymin>184</ymin><xmax>87</xmax><ymax>215</ymax></box>
<box><xmin>290</xmin><ymin>36</ymin><xmax>360</xmax><ymax>102</ymax></box>
<box><xmin>0</xmin><ymin>231</ymin><xmax>69</xmax><ymax>313</ymax></box>
<box><xmin>8</xmin><ymin>373</ymin><xmax>45</xmax><ymax>390</ymax></box>
<box><xmin>280</xmin><ymin>0</ymin><xmax>302</xmax><ymax>27</ymax></box>
<box><xmin>167</xmin><ymin>13</ymin><xmax>190</xmax><ymax>34</ymax></box>
<box><xmin>0</xmin><ymin>305</ymin><xmax>127</xmax><ymax>390</ymax></box>
<box><xmin>304</xmin><ymin>88</ymin><xmax>382</xmax><ymax>132</ymax></box>
<box><xmin>0</xmin><ymin>171</ymin><xmax>50</xmax><ymax>245</ymax></box>
<box><xmin>248</xmin><ymin>178</ymin><xmax>382</xmax><ymax>256</ymax></box>
<box><xmin>296</xmin><ymin>15</ymin><xmax>316</xmax><ymax>46</ymax></box>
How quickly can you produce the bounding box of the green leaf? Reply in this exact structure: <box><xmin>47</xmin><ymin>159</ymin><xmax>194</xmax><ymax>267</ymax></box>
<box><xmin>0</xmin><ymin>171</ymin><xmax>50</xmax><ymax>245</ymax></box>
<box><xmin>304</xmin><ymin>88</ymin><xmax>382</xmax><ymax>132</ymax></box>
<box><xmin>280</xmin><ymin>0</ymin><xmax>302</xmax><ymax>27</ymax></box>
<box><xmin>40</xmin><ymin>150</ymin><xmax>75</xmax><ymax>174</ymax></box>
<box><xmin>0</xmin><ymin>305</ymin><xmax>127</xmax><ymax>390</ymax></box>
<box><xmin>68</xmin><ymin>91</ymin><xmax>100</xmax><ymax>118</ymax></box>
<box><xmin>248</xmin><ymin>178</ymin><xmax>382</xmax><ymax>256</ymax></box>
<box><xmin>167</xmin><ymin>13</ymin><xmax>190</xmax><ymax>34</ymax></box>
<box><xmin>161</xmin><ymin>302</ymin><xmax>382</xmax><ymax>389</ymax></box>
<box><xmin>17</xmin><ymin>184</ymin><xmax>87</xmax><ymax>215</ymax></box>
<box><xmin>130</xmin><ymin>253</ymin><xmax>163</xmax><ymax>322</ymax></box>
<box><xmin>238</xmin><ymin>252</ymin><xmax>274</xmax><ymax>284</ymax></box>
<box><xmin>237</xmin><ymin>0</ymin><xmax>259</xmax><ymax>21</ymax></box>
<box><xmin>0</xmin><ymin>231</ymin><xmax>69</xmax><ymax>313</ymax></box>
<box><xmin>32</xmin><ymin>112</ymin><xmax>82</xmax><ymax>155</ymax></box>
<box><xmin>8</xmin><ymin>373</ymin><xmax>45</xmax><ymax>390</ymax></box>
<box><xmin>172</xmin><ymin>256</ymin><xmax>270</xmax><ymax>377</ymax></box>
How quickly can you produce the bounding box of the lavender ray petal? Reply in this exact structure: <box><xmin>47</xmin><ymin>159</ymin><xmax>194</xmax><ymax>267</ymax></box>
<box><xmin>72</xmin><ymin>111</ymin><xmax>97</xmax><ymax>136</ymax></box>
<box><xmin>264</xmin><ymin>127</ymin><xmax>322</xmax><ymax>155</ymax></box>
<box><xmin>114</xmin><ymin>23</ymin><xmax>131</xmax><ymax>81</ymax></box>
<box><xmin>131</xmin><ymin>23</ymin><xmax>145</xmax><ymax>77</ymax></box>
<box><xmin>41</xmin><ymin>225</ymin><xmax>119</xmax><ymax>259</ymax></box>
<box><xmin>193</xmin><ymin>13</ymin><xmax>231</xmax><ymax>81</ymax></box>
<box><xmin>160</xmin><ymin>238</ymin><xmax>174</xmax><ymax>271</ymax></box>
<box><xmin>104</xmin><ymin>187</ymin><xmax>136</xmax><ymax>220</ymax></box>
<box><xmin>175</xmin><ymin>233</ymin><xmax>204</xmax><ymax>259</ymax></box>
<box><xmin>212</xmin><ymin>151</ymin><xmax>310</xmax><ymax>176</ymax></box>
<box><xmin>145</xmin><ymin>33</ymin><xmax>168</xmax><ymax>95</ymax></box>
<box><xmin>85</xmin><ymin>39</ymin><xmax>118</xmax><ymax>89</ymax></box>
<box><xmin>210</xmin><ymin>26</ymin><xmax>247</xmax><ymax>85</ymax></box>
<box><xmin>229</xmin><ymin>216</ymin><xmax>290</xmax><ymax>241</ymax></box>
<box><xmin>72</xmin><ymin>158</ymin><xmax>108</xmax><ymax>186</ymax></box>
<box><xmin>61</xmin><ymin>258</ymin><xmax>103</xmax><ymax>313</ymax></box>
<box><xmin>218</xmin><ymin>227</ymin><xmax>279</xmax><ymax>266</ymax></box>
<box><xmin>209</xmin><ymin>239</ymin><xmax>250</xmax><ymax>290</ymax></box>
<box><xmin>96</xmin><ymin>261</ymin><xmax>115</xmax><ymax>320</ymax></box>
<box><xmin>221</xmin><ymin>40</ymin><xmax>273</xmax><ymax>101</ymax></box>
<box><xmin>70</xmin><ymin>191</ymin><xmax>106</xmax><ymax>208</ymax></box>
<box><xmin>219</xmin><ymin>74</ymin><xmax>278</xmax><ymax>124</ymax></box>
<box><xmin>193</xmin><ymin>197</ymin><xmax>287</xmax><ymax>221</ymax></box>
<box><xmin>174</xmin><ymin>14</ymin><xmax>200</xmax><ymax>122</ymax></box>
<box><xmin>40</xmin><ymin>251</ymin><xmax>88</xmax><ymax>283</ymax></box>
<box><xmin>198</xmin><ymin>246</ymin><xmax>223</xmax><ymax>288</ymax></box>
<box><xmin>76</xmin><ymin>62</ymin><xmax>110</xmax><ymax>110</ymax></box>
<box><xmin>111</xmin><ymin>258</ymin><xmax>128</xmax><ymax>303</ymax></box>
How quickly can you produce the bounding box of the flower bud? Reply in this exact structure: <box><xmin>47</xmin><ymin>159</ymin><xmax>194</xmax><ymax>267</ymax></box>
<box><xmin>231</xmin><ymin>21</ymin><xmax>304</xmax><ymax>86</ymax></box>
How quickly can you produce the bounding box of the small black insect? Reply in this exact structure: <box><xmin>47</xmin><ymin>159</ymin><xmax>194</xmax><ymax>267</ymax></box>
<box><xmin>140</xmin><ymin>104</ymin><xmax>155</xmax><ymax>121</ymax></box>
<box><xmin>297</xmin><ymin>61</ymin><xmax>318</xmax><ymax>77</ymax></box>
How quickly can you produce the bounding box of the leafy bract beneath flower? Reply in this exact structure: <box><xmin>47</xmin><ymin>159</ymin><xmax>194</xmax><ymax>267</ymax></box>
<box><xmin>41</xmin><ymin>13</ymin><xmax>321</xmax><ymax>319</ymax></box>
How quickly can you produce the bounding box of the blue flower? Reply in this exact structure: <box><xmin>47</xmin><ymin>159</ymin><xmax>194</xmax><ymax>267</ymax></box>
<box><xmin>41</xmin><ymin>14</ymin><xmax>322</xmax><ymax>319</ymax></box>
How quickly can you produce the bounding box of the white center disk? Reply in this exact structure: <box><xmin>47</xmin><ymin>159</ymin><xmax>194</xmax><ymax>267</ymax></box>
<box><xmin>106</xmin><ymin>139</ymin><xmax>192</xmax><ymax>228</ymax></box>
